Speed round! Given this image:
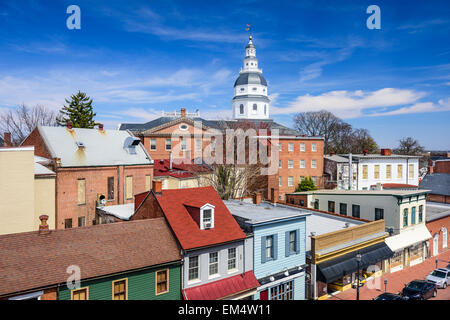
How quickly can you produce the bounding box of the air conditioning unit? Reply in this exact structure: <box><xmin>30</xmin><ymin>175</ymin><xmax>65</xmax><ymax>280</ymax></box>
<box><xmin>97</xmin><ymin>194</ymin><xmax>106</xmax><ymax>206</ymax></box>
<box><xmin>204</xmin><ymin>222</ymin><xmax>212</xmax><ymax>229</ymax></box>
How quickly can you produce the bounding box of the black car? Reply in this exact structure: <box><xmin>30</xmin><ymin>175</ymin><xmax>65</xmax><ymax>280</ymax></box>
<box><xmin>373</xmin><ymin>293</ymin><xmax>406</xmax><ymax>300</ymax></box>
<box><xmin>401</xmin><ymin>280</ymin><xmax>437</xmax><ymax>300</ymax></box>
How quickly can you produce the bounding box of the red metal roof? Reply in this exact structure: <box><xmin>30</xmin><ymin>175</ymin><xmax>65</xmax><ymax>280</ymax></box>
<box><xmin>183</xmin><ymin>271</ymin><xmax>259</xmax><ymax>300</ymax></box>
<box><xmin>153</xmin><ymin>159</ymin><xmax>208</xmax><ymax>179</ymax></box>
<box><xmin>155</xmin><ymin>186</ymin><xmax>246</xmax><ymax>250</ymax></box>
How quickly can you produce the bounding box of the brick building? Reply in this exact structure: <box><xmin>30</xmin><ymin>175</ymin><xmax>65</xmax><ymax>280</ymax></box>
<box><xmin>21</xmin><ymin>125</ymin><xmax>153</xmax><ymax>229</ymax></box>
<box><xmin>425</xmin><ymin>202</ymin><xmax>450</xmax><ymax>257</ymax></box>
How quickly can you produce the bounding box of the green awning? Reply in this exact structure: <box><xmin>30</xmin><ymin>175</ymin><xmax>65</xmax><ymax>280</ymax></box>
<box><xmin>317</xmin><ymin>242</ymin><xmax>393</xmax><ymax>283</ymax></box>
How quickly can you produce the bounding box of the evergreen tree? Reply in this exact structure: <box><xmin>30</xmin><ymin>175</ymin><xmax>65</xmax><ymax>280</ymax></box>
<box><xmin>56</xmin><ymin>91</ymin><xmax>96</xmax><ymax>128</ymax></box>
<box><xmin>296</xmin><ymin>176</ymin><xmax>317</xmax><ymax>192</ymax></box>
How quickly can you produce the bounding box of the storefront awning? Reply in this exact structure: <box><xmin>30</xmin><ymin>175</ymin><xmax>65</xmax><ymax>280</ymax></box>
<box><xmin>317</xmin><ymin>242</ymin><xmax>393</xmax><ymax>283</ymax></box>
<box><xmin>385</xmin><ymin>225</ymin><xmax>432</xmax><ymax>252</ymax></box>
<box><xmin>183</xmin><ymin>271</ymin><xmax>259</xmax><ymax>300</ymax></box>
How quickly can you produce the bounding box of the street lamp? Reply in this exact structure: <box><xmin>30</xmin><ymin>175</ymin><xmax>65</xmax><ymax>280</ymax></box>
<box><xmin>356</xmin><ymin>253</ymin><xmax>362</xmax><ymax>301</ymax></box>
<box><xmin>384</xmin><ymin>279</ymin><xmax>388</xmax><ymax>292</ymax></box>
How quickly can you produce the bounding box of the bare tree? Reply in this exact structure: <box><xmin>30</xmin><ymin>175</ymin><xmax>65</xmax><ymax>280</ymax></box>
<box><xmin>394</xmin><ymin>137</ymin><xmax>425</xmax><ymax>155</ymax></box>
<box><xmin>0</xmin><ymin>104</ymin><xmax>58</xmax><ymax>145</ymax></box>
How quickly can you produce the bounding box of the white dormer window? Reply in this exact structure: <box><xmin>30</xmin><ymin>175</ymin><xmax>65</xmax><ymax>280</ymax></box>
<box><xmin>200</xmin><ymin>204</ymin><xmax>215</xmax><ymax>230</ymax></box>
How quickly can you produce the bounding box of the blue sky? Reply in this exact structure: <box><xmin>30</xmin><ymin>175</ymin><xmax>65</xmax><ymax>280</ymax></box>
<box><xmin>0</xmin><ymin>0</ymin><xmax>449</xmax><ymax>149</ymax></box>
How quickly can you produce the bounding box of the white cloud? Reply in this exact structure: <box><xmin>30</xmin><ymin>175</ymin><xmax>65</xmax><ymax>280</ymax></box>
<box><xmin>271</xmin><ymin>88</ymin><xmax>448</xmax><ymax>118</ymax></box>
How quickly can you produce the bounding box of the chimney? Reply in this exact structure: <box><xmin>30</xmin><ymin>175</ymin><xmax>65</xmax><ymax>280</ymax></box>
<box><xmin>98</xmin><ymin>123</ymin><xmax>104</xmax><ymax>131</ymax></box>
<box><xmin>152</xmin><ymin>180</ymin><xmax>162</xmax><ymax>194</ymax></box>
<box><xmin>4</xmin><ymin>132</ymin><xmax>11</xmax><ymax>147</ymax></box>
<box><xmin>329</xmin><ymin>151</ymin><xmax>335</xmax><ymax>156</ymax></box>
<box><xmin>67</xmin><ymin>121</ymin><xmax>73</xmax><ymax>129</ymax></box>
<box><xmin>381</xmin><ymin>148</ymin><xmax>391</xmax><ymax>156</ymax></box>
<box><xmin>39</xmin><ymin>215</ymin><xmax>50</xmax><ymax>234</ymax></box>
<box><xmin>180</xmin><ymin>108</ymin><xmax>186</xmax><ymax>117</ymax></box>
<box><xmin>363</xmin><ymin>150</ymin><xmax>368</xmax><ymax>156</ymax></box>
<box><xmin>253</xmin><ymin>192</ymin><xmax>262</xmax><ymax>205</ymax></box>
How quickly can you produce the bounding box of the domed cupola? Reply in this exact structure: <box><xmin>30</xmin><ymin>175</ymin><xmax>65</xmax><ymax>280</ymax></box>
<box><xmin>232</xmin><ymin>36</ymin><xmax>270</xmax><ymax>120</ymax></box>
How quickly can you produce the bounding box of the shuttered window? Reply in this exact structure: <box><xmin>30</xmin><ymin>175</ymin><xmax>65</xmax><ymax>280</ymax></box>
<box><xmin>386</xmin><ymin>165</ymin><xmax>391</xmax><ymax>179</ymax></box>
<box><xmin>285</xmin><ymin>230</ymin><xmax>300</xmax><ymax>257</ymax></box>
<box><xmin>362</xmin><ymin>165</ymin><xmax>368</xmax><ymax>179</ymax></box>
<box><xmin>261</xmin><ymin>234</ymin><xmax>278</xmax><ymax>263</ymax></box>
<box><xmin>71</xmin><ymin>287</ymin><xmax>88</xmax><ymax>300</ymax></box>
<box><xmin>156</xmin><ymin>270</ymin><xmax>169</xmax><ymax>295</ymax></box>
<box><xmin>409</xmin><ymin>164</ymin><xmax>414</xmax><ymax>179</ymax></box>
<box><xmin>145</xmin><ymin>175</ymin><xmax>151</xmax><ymax>191</ymax></box>
<box><xmin>112</xmin><ymin>279</ymin><xmax>127</xmax><ymax>300</ymax></box>
<box><xmin>398</xmin><ymin>165</ymin><xmax>403</xmax><ymax>178</ymax></box>
<box><xmin>77</xmin><ymin>179</ymin><xmax>86</xmax><ymax>205</ymax></box>
<box><xmin>374</xmin><ymin>165</ymin><xmax>380</xmax><ymax>179</ymax></box>
<box><xmin>126</xmin><ymin>176</ymin><xmax>133</xmax><ymax>199</ymax></box>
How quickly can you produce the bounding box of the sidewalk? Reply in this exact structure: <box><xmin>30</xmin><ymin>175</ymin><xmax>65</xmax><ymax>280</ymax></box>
<box><xmin>328</xmin><ymin>249</ymin><xmax>450</xmax><ymax>300</ymax></box>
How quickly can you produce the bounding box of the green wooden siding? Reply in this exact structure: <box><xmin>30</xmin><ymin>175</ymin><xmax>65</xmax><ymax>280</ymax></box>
<box><xmin>59</xmin><ymin>263</ymin><xmax>181</xmax><ymax>300</ymax></box>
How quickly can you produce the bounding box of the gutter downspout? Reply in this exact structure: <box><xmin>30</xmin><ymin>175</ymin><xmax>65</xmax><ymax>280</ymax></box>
<box><xmin>123</xmin><ymin>166</ymin><xmax>125</xmax><ymax>204</ymax></box>
<box><xmin>348</xmin><ymin>153</ymin><xmax>353</xmax><ymax>190</ymax></box>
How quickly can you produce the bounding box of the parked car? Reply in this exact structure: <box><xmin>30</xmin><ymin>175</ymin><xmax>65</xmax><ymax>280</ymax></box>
<box><xmin>426</xmin><ymin>268</ymin><xmax>449</xmax><ymax>289</ymax></box>
<box><xmin>373</xmin><ymin>293</ymin><xmax>406</xmax><ymax>300</ymax></box>
<box><xmin>445</xmin><ymin>263</ymin><xmax>450</xmax><ymax>272</ymax></box>
<box><xmin>401</xmin><ymin>280</ymin><xmax>437</xmax><ymax>300</ymax></box>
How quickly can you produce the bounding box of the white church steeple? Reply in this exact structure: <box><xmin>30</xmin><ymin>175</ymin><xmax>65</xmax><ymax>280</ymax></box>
<box><xmin>232</xmin><ymin>36</ymin><xmax>270</xmax><ymax>120</ymax></box>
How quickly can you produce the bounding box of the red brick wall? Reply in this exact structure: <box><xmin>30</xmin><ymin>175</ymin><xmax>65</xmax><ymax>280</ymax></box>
<box><xmin>434</xmin><ymin>161</ymin><xmax>450</xmax><ymax>174</ymax></box>
<box><xmin>21</xmin><ymin>127</ymin><xmax>53</xmax><ymax>160</ymax></box>
<box><xmin>286</xmin><ymin>194</ymin><xmax>308</xmax><ymax>207</ymax></box>
<box><xmin>427</xmin><ymin>194</ymin><xmax>450</xmax><ymax>204</ymax></box>
<box><xmin>426</xmin><ymin>215</ymin><xmax>450</xmax><ymax>256</ymax></box>
<box><xmin>55</xmin><ymin>165</ymin><xmax>153</xmax><ymax>229</ymax></box>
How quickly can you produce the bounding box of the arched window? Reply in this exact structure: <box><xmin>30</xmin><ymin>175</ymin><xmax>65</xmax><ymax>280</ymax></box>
<box><xmin>240</xmin><ymin>104</ymin><xmax>244</xmax><ymax>114</ymax></box>
<box><xmin>253</xmin><ymin>104</ymin><xmax>257</xmax><ymax>111</ymax></box>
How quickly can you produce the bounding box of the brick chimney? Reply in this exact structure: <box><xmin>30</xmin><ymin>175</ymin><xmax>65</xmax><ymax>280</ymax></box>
<box><xmin>4</xmin><ymin>132</ymin><xmax>11</xmax><ymax>147</ymax></box>
<box><xmin>180</xmin><ymin>108</ymin><xmax>186</xmax><ymax>117</ymax></box>
<box><xmin>98</xmin><ymin>123</ymin><xmax>104</xmax><ymax>131</ymax></box>
<box><xmin>39</xmin><ymin>215</ymin><xmax>50</xmax><ymax>234</ymax></box>
<box><xmin>152</xmin><ymin>180</ymin><xmax>162</xmax><ymax>194</ymax></box>
<box><xmin>253</xmin><ymin>192</ymin><xmax>262</xmax><ymax>205</ymax></box>
<box><xmin>329</xmin><ymin>151</ymin><xmax>335</xmax><ymax>156</ymax></box>
<box><xmin>380</xmin><ymin>148</ymin><xmax>392</xmax><ymax>156</ymax></box>
<box><xmin>67</xmin><ymin>121</ymin><xmax>73</xmax><ymax>130</ymax></box>
<box><xmin>363</xmin><ymin>150</ymin><xmax>368</xmax><ymax>156</ymax></box>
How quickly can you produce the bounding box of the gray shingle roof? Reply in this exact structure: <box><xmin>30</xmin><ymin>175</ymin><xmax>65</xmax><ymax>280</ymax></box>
<box><xmin>419</xmin><ymin>173</ymin><xmax>450</xmax><ymax>196</ymax></box>
<box><xmin>234</xmin><ymin>72</ymin><xmax>267</xmax><ymax>87</ymax></box>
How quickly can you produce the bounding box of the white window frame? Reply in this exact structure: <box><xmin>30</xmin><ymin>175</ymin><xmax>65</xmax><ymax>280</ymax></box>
<box><xmin>165</xmin><ymin>138</ymin><xmax>172</xmax><ymax>151</ymax></box>
<box><xmin>300</xmin><ymin>160</ymin><xmax>305</xmax><ymax>168</ymax></box>
<box><xmin>311</xmin><ymin>143</ymin><xmax>317</xmax><ymax>152</ymax></box>
<box><xmin>188</xmin><ymin>255</ymin><xmax>200</xmax><ymax>282</ymax></box>
<box><xmin>300</xmin><ymin>143</ymin><xmax>305</xmax><ymax>152</ymax></box>
<box><xmin>209</xmin><ymin>252</ymin><xmax>219</xmax><ymax>277</ymax></box>
<box><xmin>288</xmin><ymin>143</ymin><xmax>294</xmax><ymax>152</ymax></box>
<box><xmin>150</xmin><ymin>138</ymin><xmax>157</xmax><ymax>150</ymax></box>
<box><xmin>200</xmin><ymin>204</ymin><xmax>215</xmax><ymax>230</ymax></box>
<box><xmin>228</xmin><ymin>248</ymin><xmax>237</xmax><ymax>272</ymax></box>
<box><xmin>288</xmin><ymin>176</ymin><xmax>293</xmax><ymax>187</ymax></box>
<box><xmin>288</xmin><ymin>160</ymin><xmax>293</xmax><ymax>169</ymax></box>
<box><xmin>311</xmin><ymin>159</ymin><xmax>317</xmax><ymax>169</ymax></box>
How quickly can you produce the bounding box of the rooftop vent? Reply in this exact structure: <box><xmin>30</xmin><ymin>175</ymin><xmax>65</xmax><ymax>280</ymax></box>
<box><xmin>76</xmin><ymin>141</ymin><xmax>85</xmax><ymax>149</ymax></box>
<box><xmin>344</xmin><ymin>222</ymin><xmax>350</xmax><ymax>228</ymax></box>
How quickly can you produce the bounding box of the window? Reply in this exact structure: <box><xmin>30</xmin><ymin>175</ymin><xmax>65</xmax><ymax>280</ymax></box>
<box><xmin>145</xmin><ymin>175</ymin><xmax>151</xmax><ymax>191</ymax></box>
<box><xmin>179</xmin><ymin>124</ymin><xmax>188</xmax><ymax>130</ymax></box>
<box><xmin>299</xmin><ymin>199</ymin><xmax>305</xmax><ymax>206</ymax></box>
<box><xmin>288</xmin><ymin>143</ymin><xmax>294</xmax><ymax>152</ymax></box>
<box><xmin>112</xmin><ymin>279</ymin><xmax>127</xmax><ymax>300</ymax></box>
<box><xmin>253</xmin><ymin>104</ymin><xmax>257</xmax><ymax>112</ymax></box>
<box><xmin>279</xmin><ymin>160</ymin><xmax>282</xmax><ymax>168</ymax></box>
<box><xmin>311</xmin><ymin>159</ymin><xmax>317</xmax><ymax>168</ymax></box>
<box><xmin>374</xmin><ymin>165</ymin><xmax>380</xmax><ymax>179</ymax></box>
<box><xmin>181</xmin><ymin>138</ymin><xmax>186</xmax><ymax>151</ymax></box>
<box><xmin>77</xmin><ymin>179</ymin><xmax>86</xmax><ymax>205</ymax></box>
<box><xmin>314</xmin><ymin>199</ymin><xmax>319</xmax><ymax>209</ymax></box>
<box><xmin>397</xmin><ymin>165</ymin><xmax>403</xmax><ymax>179</ymax></box>
<box><xmin>362</xmin><ymin>165</ymin><xmax>368</xmax><ymax>179</ymax></box>
<box><xmin>340</xmin><ymin>203</ymin><xmax>347</xmax><ymax>215</ymax></box>
<box><xmin>279</xmin><ymin>176</ymin><xmax>282</xmax><ymax>186</ymax></box>
<box><xmin>188</xmin><ymin>256</ymin><xmax>199</xmax><ymax>281</ymax></box>
<box><xmin>71</xmin><ymin>287</ymin><xmax>88</xmax><ymax>300</ymax></box>
<box><xmin>156</xmin><ymin>270</ymin><xmax>169</xmax><ymax>295</ymax></box>
<box><xmin>288</xmin><ymin>176</ymin><xmax>293</xmax><ymax>186</ymax></box>
<box><xmin>126</xmin><ymin>176</ymin><xmax>133</xmax><ymax>199</ymax></box>
<box><xmin>300</xmin><ymin>160</ymin><xmax>305</xmax><ymax>168</ymax></box>
<box><xmin>107</xmin><ymin>177</ymin><xmax>114</xmax><ymax>200</ymax></box>
<box><xmin>409</xmin><ymin>164</ymin><xmax>414</xmax><ymax>179</ymax></box>
<box><xmin>311</xmin><ymin>176</ymin><xmax>317</xmax><ymax>185</ymax></box>
<box><xmin>252</xmin><ymin>87</ymin><xmax>257</xmax><ymax>91</ymax></box>
<box><xmin>165</xmin><ymin>139</ymin><xmax>172</xmax><ymax>150</ymax></box>
<box><xmin>270</xmin><ymin>281</ymin><xmax>294</xmax><ymax>300</ymax></box>
<box><xmin>300</xmin><ymin>143</ymin><xmax>305</xmax><ymax>152</ymax></box>
<box><xmin>228</xmin><ymin>248</ymin><xmax>237</xmax><ymax>271</ymax></box>
<box><xmin>240</xmin><ymin>104</ymin><xmax>244</xmax><ymax>114</ymax></box>
<box><xmin>419</xmin><ymin>205</ymin><xmax>423</xmax><ymax>223</ymax></box>
<box><xmin>287</xmin><ymin>230</ymin><xmax>298</xmax><ymax>254</ymax></box>
<box><xmin>352</xmin><ymin>204</ymin><xmax>360</xmax><ymax>218</ymax></box>
<box><xmin>375</xmin><ymin>208</ymin><xmax>384</xmax><ymax>221</ymax></box>
<box><xmin>240</xmin><ymin>87</ymin><xmax>245</xmax><ymax>91</ymax></box>
<box><xmin>411</xmin><ymin>207</ymin><xmax>416</xmax><ymax>224</ymax></box>
<box><xmin>266</xmin><ymin>235</ymin><xmax>274</xmax><ymax>260</ymax></box>
<box><xmin>150</xmin><ymin>139</ymin><xmax>156</xmax><ymax>150</ymax></box>
<box><xmin>312</xmin><ymin>143</ymin><xmax>317</xmax><ymax>152</ymax></box>
<box><xmin>64</xmin><ymin>218</ymin><xmax>72</xmax><ymax>229</ymax></box>
<box><xmin>288</xmin><ymin>160</ymin><xmax>293</xmax><ymax>168</ymax></box>
<box><xmin>328</xmin><ymin>201</ymin><xmax>335</xmax><ymax>213</ymax></box>
<box><xmin>209</xmin><ymin>252</ymin><xmax>219</xmax><ymax>276</ymax></box>
<box><xmin>403</xmin><ymin>208</ymin><xmax>408</xmax><ymax>227</ymax></box>
<box><xmin>386</xmin><ymin>165</ymin><xmax>391</xmax><ymax>179</ymax></box>
<box><xmin>78</xmin><ymin>216</ymin><xmax>85</xmax><ymax>227</ymax></box>
<box><xmin>202</xmin><ymin>209</ymin><xmax>212</xmax><ymax>229</ymax></box>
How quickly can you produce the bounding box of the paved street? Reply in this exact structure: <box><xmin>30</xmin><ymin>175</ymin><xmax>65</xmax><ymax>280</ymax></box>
<box><xmin>329</xmin><ymin>249</ymin><xmax>450</xmax><ymax>300</ymax></box>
